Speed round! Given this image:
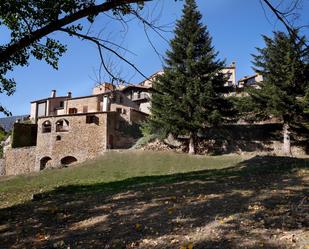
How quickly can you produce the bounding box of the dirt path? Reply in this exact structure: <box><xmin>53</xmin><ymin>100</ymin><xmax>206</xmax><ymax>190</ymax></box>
<box><xmin>0</xmin><ymin>156</ymin><xmax>308</xmax><ymax>249</ymax></box>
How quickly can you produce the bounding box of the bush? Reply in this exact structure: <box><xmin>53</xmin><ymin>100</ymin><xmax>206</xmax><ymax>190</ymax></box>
<box><xmin>11</xmin><ymin>123</ymin><xmax>37</xmax><ymax>148</ymax></box>
<box><xmin>131</xmin><ymin>134</ymin><xmax>160</xmax><ymax>149</ymax></box>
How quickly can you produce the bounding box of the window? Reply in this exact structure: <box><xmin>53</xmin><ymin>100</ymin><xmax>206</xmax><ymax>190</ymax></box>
<box><xmin>38</xmin><ymin>102</ymin><xmax>47</xmax><ymax>117</ymax></box>
<box><xmin>59</xmin><ymin>101</ymin><xmax>64</xmax><ymax>108</ymax></box>
<box><xmin>86</xmin><ymin>115</ymin><xmax>99</xmax><ymax>124</ymax></box>
<box><xmin>56</xmin><ymin>119</ymin><xmax>69</xmax><ymax>132</ymax></box>
<box><xmin>69</xmin><ymin>108</ymin><xmax>77</xmax><ymax>114</ymax></box>
<box><xmin>83</xmin><ymin>106</ymin><xmax>88</xmax><ymax>113</ymax></box>
<box><xmin>122</xmin><ymin>109</ymin><xmax>127</xmax><ymax>115</ymax></box>
<box><xmin>119</xmin><ymin>95</ymin><xmax>123</xmax><ymax>103</ymax></box>
<box><xmin>56</xmin><ymin>135</ymin><xmax>61</xmax><ymax>141</ymax></box>
<box><xmin>116</xmin><ymin>108</ymin><xmax>122</xmax><ymax>113</ymax></box>
<box><xmin>42</xmin><ymin>120</ymin><xmax>51</xmax><ymax>133</ymax></box>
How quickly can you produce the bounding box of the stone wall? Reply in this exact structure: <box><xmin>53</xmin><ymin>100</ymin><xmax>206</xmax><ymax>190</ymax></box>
<box><xmin>67</xmin><ymin>95</ymin><xmax>100</xmax><ymax>113</ymax></box>
<box><xmin>130</xmin><ymin>109</ymin><xmax>148</xmax><ymax>123</ymax></box>
<box><xmin>4</xmin><ymin>146</ymin><xmax>36</xmax><ymax>175</ymax></box>
<box><xmin>0</xmin><ymin>159</ymin><xmax>4</xmax><ymax>176</ymax></box>
<box><xmin>35</xmin><ymin>113</ymin><xmax>109</xmax><ymax>170</ymax></box>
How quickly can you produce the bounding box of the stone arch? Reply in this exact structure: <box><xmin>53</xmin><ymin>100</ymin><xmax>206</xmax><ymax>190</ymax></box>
<box><xmin>60</xmin><ymin>156</ymin><xmax>77</xmax><ymax>166</ymax></box>
<box><xmin>42</xmin><ymin>120</ymin><xmax>52</xmax><ymax>133</ymax></box>
<box><xmin>56</xmin><ymin>119</ymin><xmax>69</xmax><ymax>132</ymax></box>
<box><xmin>40</xmin><ymin>156</ymin><xmax>52</xmax><ymax>170</ymax></box>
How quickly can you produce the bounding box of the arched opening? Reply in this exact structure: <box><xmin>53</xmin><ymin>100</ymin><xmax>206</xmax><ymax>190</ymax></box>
<box><xmin>109</xmin><ymin>135</ymin><xmax>114</xmax><ymax>149</ymax></box>
<box><xmin>60</xmin><ymin>156</ymin><xmax>77</xmax><ymax>166</ymax></box>
<box><xmin>40</xmin><ymin>156</ymin><xmax>52</xmax><ymax>170</ymax></box>
<box><xmin>42</xmin><ymin>120</ymin><xmax>51</xmax><ymax>133</ymax></box>
<box><xmin>56</xmin><ymin>119</ymin><xmax>69</xmax><ymax>132</ymax></box>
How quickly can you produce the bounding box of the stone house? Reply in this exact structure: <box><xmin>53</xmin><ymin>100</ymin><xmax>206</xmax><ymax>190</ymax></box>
<box><xmin>238</xmin><ymin>73</ymin><xmax>263</xmax><ymax>89</ymax></box>
<box><xmin>221</xmin><ymin>62</ymin><xmax>237</xmax><ymax>87</ymax></box>
<box><xmin>2</xmin><ymin>86</ymin><xmax>147</xmax><ymax>175</ymax></box>
<box><xmin>1</xmin><ymin>65</ymin><xmax>240</xmax><ymax>176</ymax></box>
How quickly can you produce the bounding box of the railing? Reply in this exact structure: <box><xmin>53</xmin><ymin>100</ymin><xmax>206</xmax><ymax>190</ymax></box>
<box><xmin>131</xmin><ymin>93</ymin><xmax>150</xmax><ymax>101</ymax></box>
<box><xmin>56</xmin><ymin>126</ymin><xmax>69</xmax><ymax>132</ymax></box>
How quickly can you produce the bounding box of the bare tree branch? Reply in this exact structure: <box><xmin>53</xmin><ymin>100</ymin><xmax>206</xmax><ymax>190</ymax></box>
<box><xmin>261</xmin><ymin>0</ymin><xmax>308</xmax><ymax>49</ymax></box>
<box><xmin>0</xmin><ymin>0</ymin><xmax>152</xmax><ymax>64</ymax></box>
<box><xmin>59</xmin><ymin>27</ymin><xmax>150</xmax><ymax>82</ymax></box>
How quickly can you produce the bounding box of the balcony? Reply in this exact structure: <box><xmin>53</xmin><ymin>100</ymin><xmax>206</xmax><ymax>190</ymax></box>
<box><xmin>131</xmin><ymin>93</ymin><xmax>150</xmax><ymax>101</ymax></box>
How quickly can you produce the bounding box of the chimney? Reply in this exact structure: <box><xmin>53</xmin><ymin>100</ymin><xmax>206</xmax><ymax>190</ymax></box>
<box><xmin>67</xmin><ymin>91</ymin><xmax>72</xmax><ymax>98</ymax></box>
<box><xmin>51</xmin><ymin>90</ymin><xmax>56</xmax><ymax>98</ymax></box>
<box><xmin>231</xmin><ymin>61</ymin><xmax>236</xmax><ymax>67</ymax></box>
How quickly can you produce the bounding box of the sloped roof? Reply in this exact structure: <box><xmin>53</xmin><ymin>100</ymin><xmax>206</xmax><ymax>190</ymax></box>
<box><xmin>238</xmin><ymin>74</ymin><xmax>258</xmax><ymax>82</ymax></box>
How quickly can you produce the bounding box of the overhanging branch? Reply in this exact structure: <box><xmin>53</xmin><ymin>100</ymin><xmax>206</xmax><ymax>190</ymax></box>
<box><xmin>59</xmin><ymin>28</ymin><xmax>150</xmax><ymax>82</ymax></box>
<box><xmin>0</xmin><ymin>0</ymin><xmax>152</xmax><ymax>64</ymax></box>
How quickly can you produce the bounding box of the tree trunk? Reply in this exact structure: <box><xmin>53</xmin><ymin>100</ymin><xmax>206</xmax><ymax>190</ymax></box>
<box><xmin>188</xmin><ymin>133</ymin><xmax>195</xmax><ymax>155</ymax></box>
<box><xmin>283</xmin><ymin>123</ymin><xmax>292</xmax><ymax>156</ymax></box>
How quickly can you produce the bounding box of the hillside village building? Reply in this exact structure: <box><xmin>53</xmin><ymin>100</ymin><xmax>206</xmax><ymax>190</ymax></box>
<box><xmin>1</xmin><ymin>63</ymin><xmax>243</xmax><ymax>176</ymax></box>
<box><xmin>222</xmin><ymin>62</ymin><xmax>237</xmax><ymax>87</ymax></box>
<box><xmin>238</xmin><ymin>73</ymin><xmax>263</xmax><ymax>88</ymax></box>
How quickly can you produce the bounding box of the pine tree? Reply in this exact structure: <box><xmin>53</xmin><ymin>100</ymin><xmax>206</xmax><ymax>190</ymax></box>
<box><xmin>148</xmin><ymin>0</ymin><xmax>233</xmax><ymax>154</ymax></box>
<box><xmin>250</xmin><ymin>31</ymin><xmax>309</xmax><ymax>155</ymax></box>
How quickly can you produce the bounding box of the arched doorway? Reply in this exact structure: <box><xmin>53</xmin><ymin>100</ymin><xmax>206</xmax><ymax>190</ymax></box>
<box><xmin>60</xmin><ymin>156</ymin><xmax>78</xmax><ymax>166</ymax></box>
<box><xmin>40</xmin><ymin>156</ymin><xmax>52</xmax><ymax>170</ymax></box>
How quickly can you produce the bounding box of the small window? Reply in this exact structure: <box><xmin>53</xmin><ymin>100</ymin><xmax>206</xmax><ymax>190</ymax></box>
<box><xmin>83</xmin><ymin>106</ymin><xmax>88</xmax><ymax>113</ymax></box>
<box><xmin>42</xmin><ymin>121</ymin><xmax>51</xmax><ymax>133</ymax></box>
<box><xmin>56</xmin><ymin>119</ymin><xmax>69</xmax><ymax>132</ymax></box>
<box><xmin>116</xmin><ymin>108</ymin><xmax>122</xmax><ymax>113</ymax></box>
<box><xmin>122</xmin><ymin>109</ymin><xmax>127</xmax><ymax>115</ymax></box>
<box><xmin>86</xmin><ymin>115</ymin><xmax>99</xmax><ymax>124</ymax></box>
<box><xmin>59</xmin><ymin>101</ymin><xmax>64</xmax><ymax>108</ymax></box>
<box><xmin>56</xmin><ymin>135</ymin><xmax>61</xmax><ymax>141</ymax></box>
<box><xmin>69</xmin><ymin>108</ymin><xmax>77</xmax><ymax>114</ymax></box>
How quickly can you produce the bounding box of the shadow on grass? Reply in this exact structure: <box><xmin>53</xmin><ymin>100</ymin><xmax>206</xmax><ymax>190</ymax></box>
<box><xmin>0</xmin><ymin>156</ymin><xmax>308</xmax><ymax>249</ymax></box>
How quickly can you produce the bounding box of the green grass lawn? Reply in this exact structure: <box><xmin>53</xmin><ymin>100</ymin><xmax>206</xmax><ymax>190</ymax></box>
<box><xmin>0</xmin><ymin>151</ymin><xmax>247</xmax><ymax>208</ymax></box>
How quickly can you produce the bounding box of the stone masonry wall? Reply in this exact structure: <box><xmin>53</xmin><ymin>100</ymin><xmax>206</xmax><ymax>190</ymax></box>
<box><xmin>35</xmin><ymin>113</ymin><xmax>109</xmax><ymax>170</ymax></box>
<box><xmin>67</xmin><ymin>96</ymin><xmax>100</xmax><ymax>113</ymax></box>
<box><xmin>4</xmin><ymin>146</ymin><xmax>36</xmax><ymax>175</ymax></box>
<box><xmin>0</xmin><ymin>159</ymin><xmax>5</xmax><ymax>176</ymax></box>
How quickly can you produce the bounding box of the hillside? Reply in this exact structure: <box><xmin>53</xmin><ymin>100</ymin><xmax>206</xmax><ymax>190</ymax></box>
<box><xmin>0</xmin><ymin>127</ymin><xmax>7</xmax><ymax>158</ymax></box>
<box><xmin>0</xmin><ymin>151</ymin><xmax>308</xmax><ymax>249</ymax></box>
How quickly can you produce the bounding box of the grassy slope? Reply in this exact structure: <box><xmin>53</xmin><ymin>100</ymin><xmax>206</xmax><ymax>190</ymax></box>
<box><xmin>0</xmin><ymin>151</ymin><xmax>246</xmax><ymax>208</ymax></box>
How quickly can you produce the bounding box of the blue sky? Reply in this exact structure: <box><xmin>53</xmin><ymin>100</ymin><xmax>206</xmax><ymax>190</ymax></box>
<box><xmin>1</xmin><ymin>0</ymin><xmax>309</xmax><ymax>117</ymax></box>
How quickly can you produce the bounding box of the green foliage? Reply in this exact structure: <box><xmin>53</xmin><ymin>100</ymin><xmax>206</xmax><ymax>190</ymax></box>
<box><xmin>131</xmin><ymin>134</ymin><xmax>159</xmax><ymax>149</ymax></box>
<box><xmin>248</xmin><ymin>31</ymin><xmax>309</xmax><ymax>124</ymax></box>
<box><xmin>140</xmin><ymin>120</ymin><xmax>166</xmax><ymax>138</ymax></box>
<box><xmin>148</xmin><ymin>0</ymin><xmax>234</xmax><ymax>139</ymax></box>
<box><xmin>0</xmin><ymin>127</ymin><xmax>8</xmax><ymax>158</ymax></box>
<box><xmin>230</xmin><ymin>96</ymin><xmax>266</xmax><ymax>122</ymax></box>
<box><xmin>11</xmin><ymin>123</ymin><xmax>37</xmax><ymax>148</ymax></box>
<box><xmin>118</xmin><ymin>122</ymin><xmax>142</xmax><ymax>139</ymax></box>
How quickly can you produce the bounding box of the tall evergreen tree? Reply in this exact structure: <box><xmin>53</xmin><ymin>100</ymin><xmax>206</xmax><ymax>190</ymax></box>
<box><xmin>148</xmin><ymin>0</ymin><xmax>233</xmax><ymax>154</ymax></box>
<box><xmin>249</xmin><ymin>31</ymin><xmax>309</xmax><ymax>155</ymax></box>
